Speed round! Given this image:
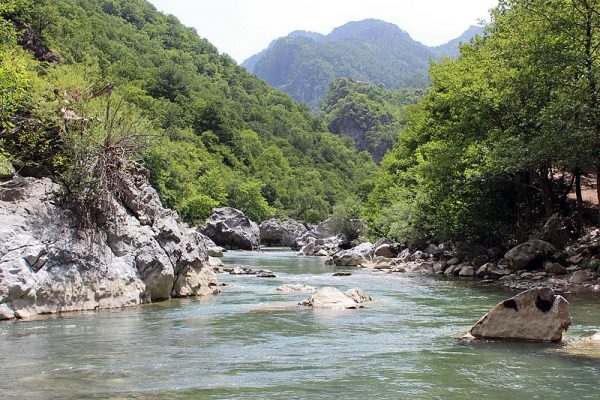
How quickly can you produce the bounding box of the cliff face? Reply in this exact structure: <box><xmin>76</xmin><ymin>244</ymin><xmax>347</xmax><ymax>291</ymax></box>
<box><xmin>0</xmin><ymin>168</ymin><xmax>219</xmax><ymax>320</ymax></box>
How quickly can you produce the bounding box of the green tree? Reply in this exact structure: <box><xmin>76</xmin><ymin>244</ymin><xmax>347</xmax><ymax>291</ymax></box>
<box><xmin>330</xmin><ymin>195</ymin><xmax>364</xmax><ymax>241</ymax></box>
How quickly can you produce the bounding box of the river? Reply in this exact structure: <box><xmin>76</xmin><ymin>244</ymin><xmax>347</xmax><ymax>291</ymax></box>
<box><xmin>1</xmin><ymin>249</ymin><xmax>600</xmax><ymax>399</ymax></box>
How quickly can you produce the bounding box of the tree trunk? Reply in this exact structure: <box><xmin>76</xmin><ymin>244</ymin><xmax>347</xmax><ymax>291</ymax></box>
<box><xmin>597</xmin><ymin>165</ymin><xmax>600</xmax><ymax>206</ymax></box>
<box><xmin>536</xmin><ymin>168</ymin><xmax>554</xmax><ymax>217</ymax></box>
<box><xmin>575</xmin><ymin>169</ymin><xmax>584</xmax><ymax>230</ymax></box>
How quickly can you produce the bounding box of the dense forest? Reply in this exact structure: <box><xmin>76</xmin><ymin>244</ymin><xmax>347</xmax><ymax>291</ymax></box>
<box><xmin>243</xmin><ymin>20</ymin><xmax>482</xmax><ymax>110</ymax></box>
<box><xmin>319</xmin><ymin>78</ymin><xmax>420</xmax><ymax>162</ymax></box>
<box><xmin>365</xmin><ymin>0</ymin><xmax>600</xmax><ymax>247</ymax></box>
<box><xmin>0</xmin><ymin>0</ymin><xmax>377</xmax><ymax>226</ymax></box>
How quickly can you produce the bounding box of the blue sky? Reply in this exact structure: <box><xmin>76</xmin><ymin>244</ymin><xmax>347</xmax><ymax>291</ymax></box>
<box><xmin>148</xmin><ymin>0</ymin><xmax>498</xmax><ymax>63</ymax></box>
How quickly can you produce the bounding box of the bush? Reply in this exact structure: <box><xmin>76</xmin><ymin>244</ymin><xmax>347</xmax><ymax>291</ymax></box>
<box><xmin>329</xmin><ymin>195</ymin><xmax>364</xmax><ymax>241</ymax></box>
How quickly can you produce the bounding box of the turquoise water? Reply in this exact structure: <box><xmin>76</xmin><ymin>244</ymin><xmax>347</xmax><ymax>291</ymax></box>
<box><xmin>1</xmin><ymin>249</ymin><xmax>600</xmax><ymax>399</ymax></box>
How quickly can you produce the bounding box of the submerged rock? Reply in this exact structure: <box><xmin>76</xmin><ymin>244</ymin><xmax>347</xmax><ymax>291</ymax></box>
<box><xmin>276</xmin><ymin>284</ymin><xmax>317</xmax><ymax>294</ymax></box>
<box><xmin>466</xmin><ymin>287</ymin><xmax>571</xmax><ymax>342</ymax></box>
<box><xmin>200</xmin><ymin>207</ymin><xmax>260</xmax><ymax>250</ymax></box>
<box><xmin>299</xmin><ymin>286</ymin><xmax>371</xmax><ymax>309</ymax></box>
<box><xmin>0</xmin><ymin>170</ymin><xmax>219</xmax><ymax>321</ymax></box>
<box><xmin>558</xmin><ymin>332</ymin><xmax>600</xmax><ymax>359</ymax></box>
<box><xmin>260</xmin><ymin>218</ymin><xmax>307</xmax><ymax>247</ymax></box>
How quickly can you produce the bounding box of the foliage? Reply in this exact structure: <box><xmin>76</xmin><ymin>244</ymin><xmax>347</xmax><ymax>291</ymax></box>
<box><xmin>367</xmin><ymin>0</ymin><xmax>600</xmax><ymax>245</ymax></box>
<box><xmin>1</xmin><ymin>0</ymin><xmax>378</xmax><ymax>225</ymax></box>
<box><xmin>320</xmin><ymin>78</ymin><xmax>420</xmax><ymax>162</ymax></box>
<box><xmin>329</xmin><ymin>195</ymin><xmax>364</xmax><ymax>241</ymax></box>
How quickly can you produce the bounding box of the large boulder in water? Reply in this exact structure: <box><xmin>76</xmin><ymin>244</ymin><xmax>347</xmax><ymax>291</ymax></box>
<box><xmin>332</xmin><ymin>242</ymin><xmax>374</xmax><ymax>266</ymax></box>
<box><xmin>299</xmin><ymin>286</ymin><xmax>372</xmax><ymax>309</ymax></box>
<box><xmin>200</xmin><ymin>207</ymin><xmax>260</xmax><ymax>250</ymax></box>
<box><xmin>504</xmin><ymin>239</ymin><xmax>556</xmax><ymax>270</ymax></box>
<box><xmin>466</xmin><ymin>287</ymin><xmax>571</xmax><ymax>342</ymax></box>
<box><xmin>260</xmin><ymin>218</ymin><xmax>307</xmax><ymax>247</ymax></box>
<box><xmin>0</xmin><ymin>169</ymin><xmax>219</xmax><ymax>321</ymax></box>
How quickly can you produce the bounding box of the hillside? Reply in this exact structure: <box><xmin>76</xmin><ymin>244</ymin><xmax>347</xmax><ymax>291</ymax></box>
<box><xmin>243</xmin><ymin>19</ymin><xmax>483</xmax><ymax>110</ymax></box>
<box><xmin>0</xmin><ymin>0</ymin><xmax>377</xmax><ymax>226</ymax></box>
<box><xmin>320</xmin><ymin>78</ymin><xmax>420</xmax><ymax>162</ymax></box>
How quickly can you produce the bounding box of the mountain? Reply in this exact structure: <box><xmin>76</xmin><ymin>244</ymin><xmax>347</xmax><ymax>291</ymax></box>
<box><xmin>431</xmin><ymin>25</ymin><xmax>484</xmax><ymax>58</ymax></box>
<box><xmin>242</xmin><ymin>20</ymin><xmax>483</xmax><ymax>110</ymax></box>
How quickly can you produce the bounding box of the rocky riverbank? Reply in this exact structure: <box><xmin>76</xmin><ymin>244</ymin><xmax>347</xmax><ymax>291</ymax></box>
<box><xmin>249</xmin><ymin>214</ymin><xmax>600</xmax><ymax>297</ymax></box>
<box><xmin>0</xmin><ymin>168</ymin><xmax>220</xmax><ymax>321</ymax></box>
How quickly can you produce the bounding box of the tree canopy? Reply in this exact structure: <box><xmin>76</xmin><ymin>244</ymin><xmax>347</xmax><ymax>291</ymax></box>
<box><xmin>366</xmin><ymin>0</ymin><xmax>600</xmax><ymax>246</ymax></box>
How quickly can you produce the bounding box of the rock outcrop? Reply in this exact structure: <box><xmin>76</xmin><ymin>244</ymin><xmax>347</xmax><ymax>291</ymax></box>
<box><xmin>293</xmin><ymin>219</ymin><xmax>335</xmax><ymax>250</ymax></box>
<box><xmin>466</xmin><ymin>287</ymin><xmax>571</xmax><ymax>342</ymax></box>
<box><xmin>0</xmin><ymin>170</ymin><xmax>219</xmax><ymax>321</ymax></box>
<box><xmin>200</xmin><ymin>207</ymin><xmax>260</xmax><ymax>250</ymax></box>
<box><xmin>299</xmin><ymin>286</ymin><xmax>372</xmax><ymax>309</ymax></box>
<box><xmin>260</xmin><ymin>218</ymin><xmax>307</xmax><ymax>247</ymax></box>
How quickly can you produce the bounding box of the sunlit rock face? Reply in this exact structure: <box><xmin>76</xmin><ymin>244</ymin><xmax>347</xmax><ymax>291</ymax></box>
<box><xmin>0</xmin><ymin>169</ymin><xmax>219</xmax><ymax>321</ymax></box>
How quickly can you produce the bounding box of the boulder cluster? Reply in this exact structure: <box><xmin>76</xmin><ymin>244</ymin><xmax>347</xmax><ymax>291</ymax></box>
<box><xmin>0</xmin><ymin>169</ymin><xmax>220</xmax><ymax>320</ymax></box>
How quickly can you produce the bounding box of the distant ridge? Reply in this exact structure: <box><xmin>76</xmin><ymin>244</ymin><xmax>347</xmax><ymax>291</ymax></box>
<box><xmin>242</xmin><ymin>20</ymin><xmax>483</xmax><ymax>110</ymax></box>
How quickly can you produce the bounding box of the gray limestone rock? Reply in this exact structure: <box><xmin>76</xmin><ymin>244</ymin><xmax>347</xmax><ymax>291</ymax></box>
<box><xmin>0</xmin><ymin>169</ymin><xmax>219</xmax><ymax>321</ymax></box>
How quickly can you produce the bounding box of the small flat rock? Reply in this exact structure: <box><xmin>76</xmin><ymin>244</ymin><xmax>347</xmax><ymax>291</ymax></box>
<box><xmin>299</xmin><ymin>286</ymin><xmax>371</xmax><ymax>309</ymax></box>
<box><xmin>276</xmin><ymin>284</ymin><xmax>317</xmax><ymax>294</ymax></box>
<box><xmin>256</xmin><ymin>272</ymin><xmax>276</xmax><ymax>278</ymax></box>
<box><xmin>230</xmin><ymin>267</ymin><xmax>257</xmax><ymax>275</ymax></box>
<box><xmin>333</xmin><ymin>272</ymin><xmax>352</xmax><ymax>277</ymax></box>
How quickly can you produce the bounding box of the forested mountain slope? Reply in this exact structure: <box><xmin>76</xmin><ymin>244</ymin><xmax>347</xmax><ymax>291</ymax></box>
<box><xmin>319</xmin><ymin>78</ymin><xmax>420</xmax><ymax>163</ymax></box>
<box><xmin>0</xmin><ymin>0</ymin><xmax>377</xmax><ymax>226</ymax></box>
<box><xmin>243</xmin><ymin>19</ymin><xmax>482</xmax><ymax>110</ymax></box>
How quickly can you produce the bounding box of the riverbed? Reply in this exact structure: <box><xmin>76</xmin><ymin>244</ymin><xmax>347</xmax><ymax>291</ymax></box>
<box><xmin>1</xmin><ymin>249</ymin><xmax>600</xmax><ymax>399</ymax></box>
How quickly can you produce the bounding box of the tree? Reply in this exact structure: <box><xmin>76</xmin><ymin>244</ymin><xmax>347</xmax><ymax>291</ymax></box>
<box><xmin>330</xmin><ymin>195</ymin><xmax>364</xmax><ymax>241</ymax></box>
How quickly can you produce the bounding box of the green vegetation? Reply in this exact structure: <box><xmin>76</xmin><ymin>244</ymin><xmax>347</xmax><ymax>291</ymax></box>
<box><xmin>329</xmin><ymin>195</ymin><xmax>364</xmax><ymax>242</ymax></box>
<box><xmin>0</xmin><ymin>0</ymin><xmax>377</xmax><ymax>225</ymax></box>
<box><xmin>320</xmin><ymin>78</ymin><xmax>420</xmax><ymax>162</ymax></box>
<box><xmin>3</xmin><ymin>0</ymin><xmax>595</xmax><ymax>250</ymax></box>
<box><xmin>366</xmin><ymin>0</ymin><xmax>600</xmax><ymax>246</ymax></box>
<box><xmin>243</xmin><ymin>20</ymin><xmax>482</xmax><ymax>110</ymax></box>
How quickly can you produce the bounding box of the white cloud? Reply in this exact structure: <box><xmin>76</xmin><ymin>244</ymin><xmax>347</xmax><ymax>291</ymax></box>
<box><xmin>148</xmin><ymin>0</ymin><xmax>498</xmax><ymax>63</ymax></box>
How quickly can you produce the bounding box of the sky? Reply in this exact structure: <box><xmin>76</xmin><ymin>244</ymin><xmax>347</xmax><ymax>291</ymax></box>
<box><xmin>148</xmin><ymin>0</ymin><xmax>498</xmax><ymax>64</ymax></box>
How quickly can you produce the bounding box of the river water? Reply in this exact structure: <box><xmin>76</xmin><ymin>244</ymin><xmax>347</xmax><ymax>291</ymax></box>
<box><xmin>1</xmin><ymin>249</ymin><xmax>600</xmax><ymax>399</ymax></box>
